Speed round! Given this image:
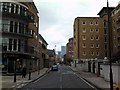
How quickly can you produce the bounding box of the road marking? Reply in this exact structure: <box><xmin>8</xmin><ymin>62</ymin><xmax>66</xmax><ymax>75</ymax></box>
<box><xmin>75</xmin><ymin>74</ymin><xmax>98</xmax><ymax>90</ymax></box>
<box><xmin>32</xmin><ymin>74</ymin><xmax>47</xmax><ymax>83</ymax></box>
<box><xmin>12</xmin><ymin>85</ymin><xmax>15</xmax><ymax>88</ymax></box>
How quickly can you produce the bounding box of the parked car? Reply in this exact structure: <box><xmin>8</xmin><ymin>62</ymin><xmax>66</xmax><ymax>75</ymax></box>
<box><xmin>51</xmin><ymin>63</ymin><xmax>58</xmax><ymax>71</ymax></box>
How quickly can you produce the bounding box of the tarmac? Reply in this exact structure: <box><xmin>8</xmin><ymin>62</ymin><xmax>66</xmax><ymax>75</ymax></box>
<box><xmin>70</xmin><ymin>65</ymin><xmax>116</xmax><ymax>90</ymax></box>
<box><xmin>0</xmin><ymin>66</ymin><xmax>117</xmax><ymax>90</ymax></box>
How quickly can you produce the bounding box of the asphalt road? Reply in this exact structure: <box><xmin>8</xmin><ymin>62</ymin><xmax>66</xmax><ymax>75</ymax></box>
<box><xmin>19</xmin><ymin>65</ymin><xmax>97</xmax><ymax>90</ymax></box>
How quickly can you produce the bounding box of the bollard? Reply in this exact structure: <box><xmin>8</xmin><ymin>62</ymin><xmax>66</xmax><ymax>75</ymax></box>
<box><xmin>29</xmin><ymin>71</ymin><xmax>31</xmax><ymax>80</ymax></box>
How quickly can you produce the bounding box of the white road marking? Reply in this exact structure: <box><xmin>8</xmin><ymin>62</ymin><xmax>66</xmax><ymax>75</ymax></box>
<box><xmin>76</xmin><ymin>74</ymin><xmax>98</xmax><ymax>90</ymax></box>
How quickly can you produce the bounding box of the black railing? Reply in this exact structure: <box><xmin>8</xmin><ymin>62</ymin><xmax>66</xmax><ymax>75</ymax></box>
<box><xmin>0</xmin><ymin>24</ymin><xmax>33</xmax><ymax>37</ymax></box>
<box><xmin>0</xmin><ymin>2</ymin><xmax>34</xmax><ymax>22</ymax></box>
<box><xmin>1</xmin><ymin>44</ymin><xmax>38</xmax><ymax>57</ymax></box>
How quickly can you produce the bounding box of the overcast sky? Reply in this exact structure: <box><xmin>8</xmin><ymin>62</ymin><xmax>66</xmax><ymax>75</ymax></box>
<box><xmin>33</xmin><ymin>0</ymin><xmax>119</xmax><ymax>51</ymax></box>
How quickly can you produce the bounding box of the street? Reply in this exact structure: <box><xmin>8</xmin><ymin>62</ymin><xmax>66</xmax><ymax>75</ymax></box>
<box><xmin>19</xmin><ymin>65</ymin><xmax>97</xmax><ymax>89</ymax></box>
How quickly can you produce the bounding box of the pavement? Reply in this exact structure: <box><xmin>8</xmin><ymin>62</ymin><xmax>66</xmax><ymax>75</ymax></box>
<box><xmin>0</xmin><ymin>68</ymin><xmax>49</xmax><ymax>90</ymax></box>
<box><xmin>69</xmin><ymin>65</ymin><xmax>116</xmax><ymax>90</ymax></box>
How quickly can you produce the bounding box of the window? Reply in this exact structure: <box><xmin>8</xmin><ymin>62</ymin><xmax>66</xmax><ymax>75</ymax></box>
<box><xmin>104</xmin><ymin>28</ymin><xmax>107</xmax><ymax>35</ymax></box>
<box><xmin>9</xmin><ymin>38</ymin><xmax>12</xmax><ymax>50</ymax></box>
<box><xmin>90</xmin><ymin>44</ymin><xmax>94</xmax><ymax>48</ymax></box>
<box><xmin>19</xmin><ymin>22</ymin><xmax>21</xmax><ymax>33</ymax></box>
<box><xmin>96</xmin><ymin>44</ymin><xmax>99</xmax><ymax>48</ymax></box>
<box><xmin>82</xmin><ymin>43</ymin><xmax>86</xmax><ymax>48</ymax></box>
<box><xmin>96</xmin><ymin>29</ymin><xmax>99</xmax><ymax>33</ymax></box>
<box><xmin>91</xmin><ymin>52</ymin><xmax>94</xmax><ymax>56</ymax></box>
<box><xmin>90</xmin><ymin>21</ymin><xmax>93</xmax><ymax>25</ymax></box>
<box><xmin>105</xmin><ymin>44</ymin><xmax>107</xmax><ymax>49</ymax></box>
<box><xmin>96</xmin><ymin>52</ymin><xmax>99</xmax><ymax>56</ymax></box>
<box><xmin>2</xmin><ymin>20</ymin><xmax>10</xmax><ymax>32</ymax></box>
<box><xmin>90</xmin><ymin>28</ymin><xmax>94</xmax><ymax>32</ymax></box>
<box><xmin>13</xmin><ymin>39</ymin><xmax>17</xmax><ymax>51</ymax></box>
<box><xmin>95</xmin><ymin>21</ymin><xmax>98</xmax><ymax>25</ymax></box>
<box><xmin>90</xmin><ymin>35</ymin><xmax>94</xmax><ymax>40</ymax></box>
<box><xmin>105</xmin><ymin>37</ymin><xmax>107</xmax><ymax>42</ymax></box>
<box><xmin>10</xmin><ymin>21</ymin><xmax>13</xmax><ymax>32</ymax></box>
<box><xmin>82</xmin><ymin>28</ymin><xmax>86</xmax><ymax>32</ymax></box>
<box><xmin>0</xmin><ymin>3</ymin><xmax>3</xmax><ymax>12</ymax></box>
<box><xmin>18</xmin><ymin>39</ymin><xmax>21</xmax><ymax>52</ymax></box>
<box><xmin>96</xmin><ymin>36</ymin><xmax>99</xmax><ymax>40</ymax></box>
<box><xmin>14</xmin><ymin>22</ymin><xmax>18</xmax><ymax>33</ymax></box>
<box><xmin>15</xmin><ymin>4</ymin><xmax>19</xmax><ymax>14</ymax></box>
<box><xmin>82</xmin><ymin>35</ymin><xmax>86</xmax><ymax>40</ymax></box>
<box><xmin>11</xmin><ymin>3</ymin><xmax>14</xmax><ymax>13</ymax></box>
<box><xmin>83</xmin><ymin>51</ymin><xmax>86</xmax><ymax>56</ymax></box>
<box><xmin>104</xmin><ymin>20</ymin><xmax>107</xmax><ymax>27</ymax></box>
<box><xmin>82</xmin><ymin>21</ymin><xmax>86</xmax><ymax>25</ymax></box>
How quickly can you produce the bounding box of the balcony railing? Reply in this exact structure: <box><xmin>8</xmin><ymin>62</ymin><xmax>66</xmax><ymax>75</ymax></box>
<box><xmin>1</xmin><ymin>44</ymin><xmax>38</xmax><ymax>57</ymax></box>
<box><xmin>0</xmin><ymin>24</ymin><xmax>33</xmax><ymax>38</ymax></box>
<box><xmin>0</xmin><ymin>2</ymin><xmax>34</xmax><ymax>22</ymax></box>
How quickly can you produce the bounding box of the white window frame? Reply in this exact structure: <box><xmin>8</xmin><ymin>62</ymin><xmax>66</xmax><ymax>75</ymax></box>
<box><xmin>96</xmin><ymin>52</ymin><xmax>99</xmax><ymax>56</ymax></box>
<box><xmin>91</xmin><ymin>52</ymin><xmax>94</xmax><ymax>56</ymax></box>
<box><xmin>82</xmin><ymin>35</ymin><xmax>86</xmax><ymax>40</ymax></box>
<box><xmin>90</xmin><ymin>28</ymin><xmax>94</xmax><ymax>33</ymax></box>
<box><xmin>82</xmin><ymin>43</ymin><xmax>86</xmax><ymax>48</ymax></box>
<box><xmin>90</xmin><ymin>44</ymin><xmax>94</xmax><ymax>48</ymax></box>
<box><xmin>82</xmin><ymin>28</ymin><xmax>86</xmax><ymax>33</ymax></box>
<box><xmin>96</xmin><ymin>36</ymin><xmax>99</xmax><ymax>40</ymax></box>
<box><xmin>95</xmin><ymin>21</ymin><xmax>98</xmax><ymax>25</ymax></box>
<box><xmin>96</xmin><ymin>44</ymin><xmax>99</xmax><ymax>48</ymax></box>
<box><xmin>82</xmin><ymin>21</ymin><xmax>86</xmax><ymax>25</ymax></box>
<box><xmin>83</xmin><ymin>51</ymin><xmax>86</xmax><ymax>56</ymax></box>
<box><xmin>90</xmin><ymin>35</ymin><xmax>94</xmax><ymax>40</ymax></box>
<box><xmin>90</xmin><ymin>21</ymin><xmax>93</xmax><ymax>25</ymax></box>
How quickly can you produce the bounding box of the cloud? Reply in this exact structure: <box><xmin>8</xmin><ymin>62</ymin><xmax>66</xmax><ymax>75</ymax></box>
<box><xmin>33</xmin><ymin>0</ymin><xmax>120</xmax><ymax>51</ymax></box>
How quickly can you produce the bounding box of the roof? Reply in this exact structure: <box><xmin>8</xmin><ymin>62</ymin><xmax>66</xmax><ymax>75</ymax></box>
<box><xmin>47</xmin><ymin>49</ymin><xmax>56</xmax><ymax>57</ymax></box>
<box><xmin>97</xmin><ymin>7</ymin><xmax>115</xmax><ymax>15</ymax></box>
<box><xmin>38</xmin><ymin>34</ymin><xmax>48</xmax><ymax>45</ymax></box>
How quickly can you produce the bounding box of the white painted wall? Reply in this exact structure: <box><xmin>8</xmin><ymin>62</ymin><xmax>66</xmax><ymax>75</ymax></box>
<box><xmin>74</xmin><ymin>62</ymin><xmax>120</xmax><ymax>84</ymax></box>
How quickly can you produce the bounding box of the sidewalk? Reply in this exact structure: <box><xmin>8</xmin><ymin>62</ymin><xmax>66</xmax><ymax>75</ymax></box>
<box><xmin>70</xmin><ymin>66</ymin><xmax>112</xmax><ymax>90</ymax></box>
<box><xmin>1</xmin><ymin>68</ymin><xmax>48</xmax><ymax>89</ymax></box>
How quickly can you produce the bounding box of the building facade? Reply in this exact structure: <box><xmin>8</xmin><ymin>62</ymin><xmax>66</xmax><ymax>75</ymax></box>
<box><xmin>73</xmin><ymin>3</ymin><xmax>120</xmax><ymax>62</ymax></box>
<box><xmin>111</xmin><ymin>4</ymin><xmax>120</xmax><ymax>58</ymax></box>
<box><xmin>0</xmin><ymin>1</ymin><xmax>48</xmax><ymax>74</ymax></box>
<box><xmin>73</xmin><ymin>17</ymin><xmax>105</xmax><ymax>62</ymax></box>
<box><xmin>66</xmin><ymin>37</ymin><xmax>73</xmax><ymax>62</ymax></box>
<box><xmin>61</xmin><ymin>46</ymin><xmax>66</xmax><ymax>58</ymax></box>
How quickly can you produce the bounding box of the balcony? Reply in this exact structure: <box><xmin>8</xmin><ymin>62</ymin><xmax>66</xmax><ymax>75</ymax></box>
<box><xmin>1</xmin><ymin>44</ymin><xmax>38</xmax><ymax>58</ymax></box>
<box><xmin>1</xmin><ymin>24</ymin><xmax>33</xmax><ymax>38</ymax></box>
<box><xmin>0</xmin><ymin>2</ymin><xmax>34</xmax><ymax>22</ymax></box>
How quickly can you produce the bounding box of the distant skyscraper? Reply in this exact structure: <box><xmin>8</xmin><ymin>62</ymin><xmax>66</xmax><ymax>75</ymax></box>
<box><xmin>61</xmin><ymin>46</ymin><xmax>66</xmax><ymax>57</ymax></box>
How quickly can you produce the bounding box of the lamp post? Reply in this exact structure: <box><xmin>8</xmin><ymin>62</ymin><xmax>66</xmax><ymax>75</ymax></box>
<box><xmin>107</xmin><ymin>0</ymin><xmax>113</xmax><ymax>90</ymax></box>
<box><xmin>14</xmin><ymin>59</ymin><xmax>16</xmax><ymax>82</ymax></box>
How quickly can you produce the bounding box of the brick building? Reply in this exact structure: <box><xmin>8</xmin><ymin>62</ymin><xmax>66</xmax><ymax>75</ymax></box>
<box><xmin>66</xmin><ymin>37</ymin><xmax>74</xmax><ymax>63</ymax></box>
<box><xmin>73</xmin><ymin>2</ymin><xmax>120</xmax><ymax>62</ymax></box>
<box><xmin>0</xmin><ymin>1</ymin><xmax>48</xmax><ymax>74</ymax></box>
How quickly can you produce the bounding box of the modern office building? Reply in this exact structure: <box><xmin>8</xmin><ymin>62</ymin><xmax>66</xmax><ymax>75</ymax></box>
<box><xmin>61</xmin><ymin>46</ymin><xmax>66</xmax><ymax>58</ymax></box>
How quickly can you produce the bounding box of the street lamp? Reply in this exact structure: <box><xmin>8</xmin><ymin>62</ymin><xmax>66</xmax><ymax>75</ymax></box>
<box><xmin>107</xmin><ymin>0</ymin><xmax>113</xmax><ymax>90</ymax></box>
<box><xmin>14</xmin><ymin>59</ymin><xmax>16</xmax><ymax>82</ymax></box>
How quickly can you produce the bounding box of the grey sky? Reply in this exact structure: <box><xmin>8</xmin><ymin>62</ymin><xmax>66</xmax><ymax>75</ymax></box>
<box><xmin>33</xmin><ymin>0</ymin><xmax>119</xmax><ymax>51</ymax></box>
